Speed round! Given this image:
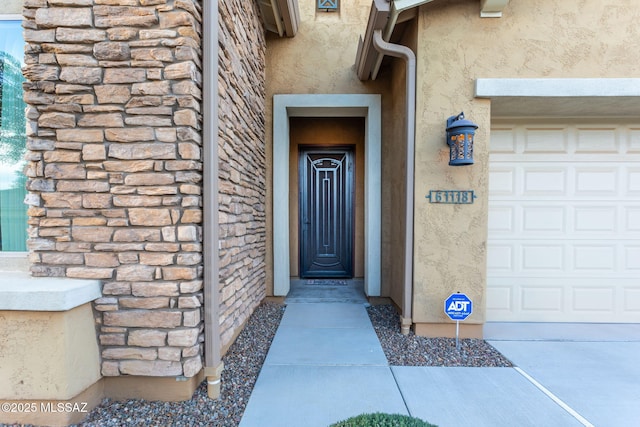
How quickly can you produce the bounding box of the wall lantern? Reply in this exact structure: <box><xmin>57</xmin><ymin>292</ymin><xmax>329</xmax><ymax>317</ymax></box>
<box><xmin>446</xmin><ymin>112</ymin><xmax>478</xmax><ymax>166</ymax></box>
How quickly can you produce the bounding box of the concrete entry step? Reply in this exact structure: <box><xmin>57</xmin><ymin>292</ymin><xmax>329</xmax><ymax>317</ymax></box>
<box><xmin>286</xmin><ymin>278</ymin><xmax>368</xmax><ymax>304</ymax></box>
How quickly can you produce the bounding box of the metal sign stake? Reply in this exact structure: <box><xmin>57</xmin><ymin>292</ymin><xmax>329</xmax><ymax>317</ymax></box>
<box><xmin>444</xmin><ymin>292</ymin><xmax>472</xmax><ymax>353</ymax></box>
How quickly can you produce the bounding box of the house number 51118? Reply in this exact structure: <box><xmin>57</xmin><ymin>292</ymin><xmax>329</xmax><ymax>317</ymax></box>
<box><xmin>426</xmin><ymin>190</ymin><xmax>476</xmax><ymax>204</ymax></box>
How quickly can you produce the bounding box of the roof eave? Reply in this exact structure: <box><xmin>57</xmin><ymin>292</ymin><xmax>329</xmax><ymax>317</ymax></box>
<box><xmin>355</xmin><ymin>0</ymin><xmax>510</xmax><ymax>81</ymax></box>
<box><xmin>259</xmin><ymin>0</ymin><xmax>300</xmax><ymax>37</ymax></box>
<box><xmin>355</xmin><ymin>0</ymin><xmax>390</xmax><ymax>81</ymax></box>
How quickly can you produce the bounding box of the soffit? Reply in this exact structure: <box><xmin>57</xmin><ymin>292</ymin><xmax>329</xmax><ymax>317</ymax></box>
<box><xmin>258</xmin><ymin>0</ymin><xmax>300</xmax><ymax>37</ymax></box>
<box><xmin>356</xmin><ymin>0</ymin><xmax>510</xmax><ymax>81</ymax></box>
<box><xmin>476</xmin><ymin>78</ymin><xmax>640</xmax><ymax>117</ymax></box>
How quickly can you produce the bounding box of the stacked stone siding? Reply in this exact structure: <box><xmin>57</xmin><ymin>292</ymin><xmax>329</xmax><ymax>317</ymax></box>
<box><xmin>22</xmin><ymin>0</ymin><xmax>206</xmax><ymax>377</ymax></box>
<box><xmin>218</xmin><ymin>0</ymin><xmax>267</xmax><ymax>348</ymax></box>
<box><xmin>22</xmin><ymin>0</ymin><xmax>267</xmax><ymax>379</ymax></box>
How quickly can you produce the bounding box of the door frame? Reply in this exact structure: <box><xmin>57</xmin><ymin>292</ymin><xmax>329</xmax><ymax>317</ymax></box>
<box><xmin>273</xmin><ymin>94</ymin><xmax>381</xmax><ymax>296</ymax></box>
<box><xmin>299</xmin><ymin>145</ymin><xmax>355</xmax><ymax>278</ymax></box>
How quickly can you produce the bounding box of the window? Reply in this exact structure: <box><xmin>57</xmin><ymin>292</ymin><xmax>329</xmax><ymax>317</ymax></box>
<box><xmin>317</xmin><ymin>0</ymin><xmax>339</xmax><ymax>11</ymax></box>
<box><xmin>0</xmin><ymin>19</ymin><xmax>27</xmax><ymax>252</ymax></box>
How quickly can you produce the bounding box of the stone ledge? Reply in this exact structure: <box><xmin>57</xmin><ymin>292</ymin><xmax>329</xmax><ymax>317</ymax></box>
<box><xmin>0</xmin><ymin>253</ymin><xmax>29</xmax><ymax>272</ymax></box>
<box><xmin>0</xmin><ymin>272</ymin><xmax>101</xmax><ymax>311</ymax></box>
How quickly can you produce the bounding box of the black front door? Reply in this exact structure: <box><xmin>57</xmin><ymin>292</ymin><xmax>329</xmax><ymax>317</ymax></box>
<box><xmin>299</xmin><ymin>147</ymin><xmax>354</xmax><ymax>278</ymax></box>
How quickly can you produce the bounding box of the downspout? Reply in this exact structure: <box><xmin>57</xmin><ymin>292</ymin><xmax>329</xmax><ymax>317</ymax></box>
<box><xmin>372</xmin><ymin>0</ymin><xmax>435</xmax><ymax>80</ymax></box>
<box><xmin>372</xmin><ymin>29</ymin><xmax>416</xmax><ymax>335</ymax></box>
<box><xmin>203</xmin><ymin>0</ymin><xmax>224</xmax><ymax>398</ymax></box>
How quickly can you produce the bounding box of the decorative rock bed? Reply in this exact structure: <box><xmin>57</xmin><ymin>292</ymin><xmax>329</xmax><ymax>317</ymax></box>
<box><xmin>1</xmin><ymin>302</ymin><xmax>512</xmax><ymax>427</ymax></box>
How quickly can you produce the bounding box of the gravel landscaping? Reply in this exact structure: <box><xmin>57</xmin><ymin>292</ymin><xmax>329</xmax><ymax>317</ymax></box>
<box><xmin>367</xmin><ymin>304</ymin><xmax>513</xmax><ymax>367</ymax></box>
<box><xmin>78</xmin><ymin>301</ymin><xmax>285</xmax><ymax>427</ymax></box>
<box><xmin>2</xmin><ymin>302</ymin><xmax>512</xmax><ymax>427</ymax></box>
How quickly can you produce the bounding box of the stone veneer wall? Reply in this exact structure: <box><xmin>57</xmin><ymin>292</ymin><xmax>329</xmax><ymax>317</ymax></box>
<box><xmin>22</xmin><ymin>0</ymin><xmax>206</xmax><ymax>378</ymax></box>
<box><xmin>217</xmin><ymin>0</ymin><xmax>267</xmax><ymax>348</ymax></box>
<box><xmin>22</xmin><ymin>0</ymin><xmax>268</xmax><ymax>380</ymax></box>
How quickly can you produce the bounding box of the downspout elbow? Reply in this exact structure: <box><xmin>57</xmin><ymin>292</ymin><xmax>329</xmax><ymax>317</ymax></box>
<box><xmin>205</xmin><ymin>363</ymin><xmax>225</xmax><ymax>399</ymax></box>
<box><xmin>372</xmin><ymin>30</ymin><xmax>416</xmax><ymax>335</ymax></box>
<box><xmin>371</xmin><ymin>30</ymin><xmax>416</xmax><ymax>79</ymax></box>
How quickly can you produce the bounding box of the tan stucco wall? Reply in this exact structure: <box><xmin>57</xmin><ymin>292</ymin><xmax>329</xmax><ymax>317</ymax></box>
<box><xmin>382</xmin><ymin>19</ymin><xmax>420</xmax><ymax>309</ymax></box>
<box><xmin>0</xmin><ymin>303</ymin><xmax>101</xmax><ymax>400</ymax></box>
<box><xmin>412</xmin><ymin>0</ymin><xmax>640</xmax><ymax>330</ymax></box>
<box><xmin>265</xmin><ymin>0</ymin><xmax>394</xmax><ymax>295</ymax></box>
<box><xmin>0</xmin><ymin>0</ymin><xmax>22</xmax><ymax>14</ymax></box>
<box><xmin>266</xmin><ymin>1</ymin><xmax>386</xmax><ymax>94</ymax></box>
<box><xmin>288</xmin><ymin>117</ymin><xmax>365</xmax><ymax>278</ymax></box>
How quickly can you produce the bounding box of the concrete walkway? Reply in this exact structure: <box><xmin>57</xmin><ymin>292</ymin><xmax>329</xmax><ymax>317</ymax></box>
<box><xmin>239</xmin><ymin>302</ymin><xmax>407</xmax><ymax>427</ymax></box>
<box><xmin>240</xmin><ymin>298</ymin><xmax>640</xmax><ymax>427</ymax></box>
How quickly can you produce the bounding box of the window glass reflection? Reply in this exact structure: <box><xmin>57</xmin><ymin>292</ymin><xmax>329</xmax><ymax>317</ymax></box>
<box><xmin>0</xmin><ymin>20</ymin><xmax>27</xmax><ymax>252</ymax></box>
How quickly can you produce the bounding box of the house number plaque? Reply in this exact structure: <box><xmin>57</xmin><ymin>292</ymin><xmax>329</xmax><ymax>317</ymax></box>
<box><xmin>426</xmin><ymin>190</ymin><xmax>476</xmax><ymax>204</ymax></box>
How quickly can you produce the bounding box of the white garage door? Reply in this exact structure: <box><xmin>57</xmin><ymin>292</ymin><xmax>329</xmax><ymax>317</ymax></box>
<box><xmin>487</xmin><ymin>119</ymin><xmax>640</xmax><ymax>322</ymax></box>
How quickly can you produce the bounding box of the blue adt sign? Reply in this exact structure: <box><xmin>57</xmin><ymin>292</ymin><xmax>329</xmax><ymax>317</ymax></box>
<box><xmin>444</xmin><ymin>293</ymin><xmax>473</xmax><ymax>321</ymax></box>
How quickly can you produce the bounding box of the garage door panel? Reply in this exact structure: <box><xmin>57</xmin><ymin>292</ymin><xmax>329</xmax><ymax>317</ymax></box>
<box><xmin>523</xmin><ymin>168</ymin><xmax>567</xmax><ymax>194</ymax></box>
<box><xmin>626</xmin><ymin>207</ymin><xmax>640</xmax><ymax>231</ymax></box>
<box><xmin>574</xmin><ymin>207</ymin><xmax>617</xmax><ymax>232</ymax></box>
<box><xmin>523</xmin><ymin>206</ymin><xmax>565</xmax><ymax>232</ymax></box>
<box><xmin>624</xmin><ymin>288</ymin><xmax>640</xmax><ymax>312</ymax></box>
<box><xmin>489</xmin><ymin>277</ymin><xmax>637</xmax><ymax>322</ymax></box>
<box><xmin>573</xmin><ymin>245</ymin><xmax>616</xmax><ymax>271</ymax></box>
<box><xmin>489</xmin><ymin>168</ymin><xmax>516</xmax><ymax>195</ymax></box>
<box><xmin>575</xmin><ymin>128</ymin><xmax>618</xmax><ymax>153</ymax></box>
<box><xmin>524</xmin><ymin>128</ymin><xmax>567</xmax><ymax>153</ymax></box>
<box><xmin>487</xmin><ymin>244</ymin><xmax>514</xmax><ymax>271</ymax></box>
<box><xmin>628</xmin><ymin>169</ymin><xmax>640</xmax><ymax>193</ymax></box>
<box><xmin>487</xmin><ymin>206</ymin><xmax>514</xmax><ymax>232</ymax></box>
<box><xmin>629</xmin><ymin>129</ymin><xmax>640</xmax><ymax>152</ymax></box>
<box><xmin>522</xmin><ymin>245</ymin><xmax>564</xmax><ymax>270</ymax></box>
<box><xmin>490</xmin><ymin>127</ymin><xmax>517</xmax><ymax>153</ymax></box>
<box><xmin>575</xmin><ymin>168</ymin><xmax>618</xmax><ymax>195</ymax></box>
<box><xmin>491</xmin><ymin>239</ymin><xmax>634</xmax><ymax>276</ymax></box>
<box><xmin>521</xmin><ymin>286</ymin><xmax>564</xmax><ymax>312</ymax></box>
<box><xmin>573</xmin><ymin>287</ymin><xmax>614</xmax><ymax>312</ymax></box>
<box><xmin>488</xmin><ymin>119</ymin><xmax>640</xmax><ymax>323</ymax></box>
<box><xmin>625</xmin><ymin>247</ymin><xmax>640</xmax><ymax>269</ymax></box>
<box><xmin>486</xmin><ymin>286</ymin><xmax>512</xmax><ymax>312</ymax></box>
